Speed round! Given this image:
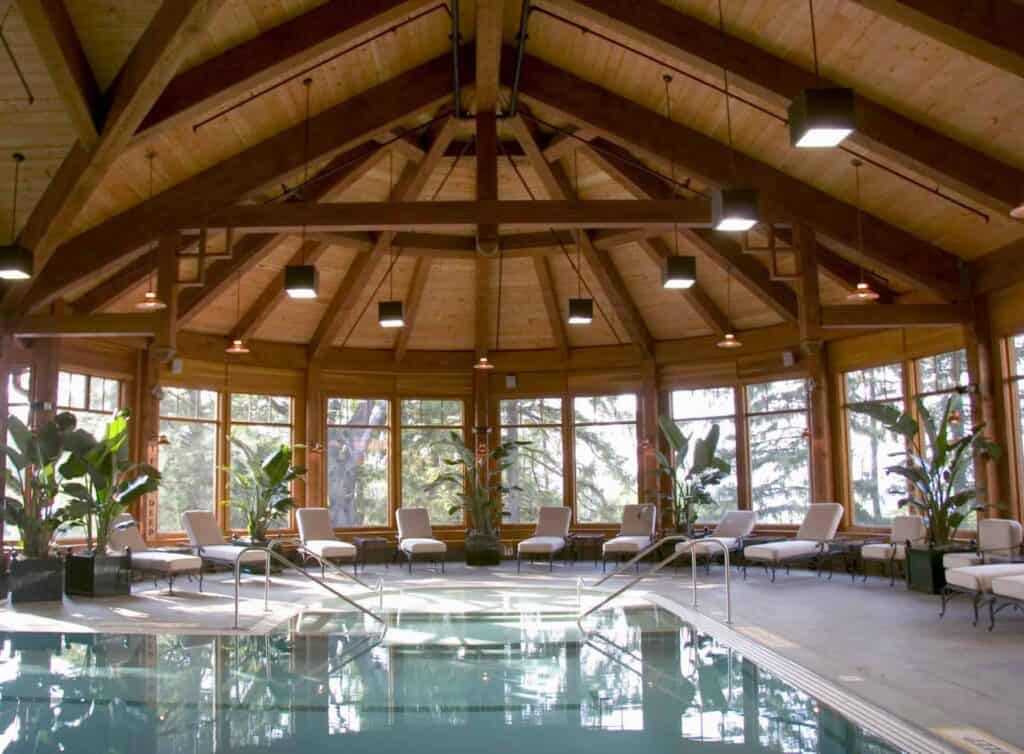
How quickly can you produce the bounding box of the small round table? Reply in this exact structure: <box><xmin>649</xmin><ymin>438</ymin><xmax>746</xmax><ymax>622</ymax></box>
<box><xmin>567</xmin><ymin>533</ymin><xmax>606</xmax><ymax>566</ymax></box>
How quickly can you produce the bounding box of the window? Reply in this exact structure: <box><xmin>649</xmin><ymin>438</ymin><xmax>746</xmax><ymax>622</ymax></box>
<box><xmin>671</xmin><ymin>387</ymin><xmax>738</xmax><ymax>521</ymax></box>
<box><xmin>4</xmin><ymin>368</ymin><xmax>31</xmax><ymax>543</ymax></box>
<box><xmin>746</xmin><ymin>379</ymin><xmax>810</xmax><ymax>524</ymax></box>
<box><xmin>57</xmin><ymin>370</ymin><xmax>121</xmax><ymax>438</ymax></box>
<box><xmin>326</xmin><ymin>398</ymin><xmax>389</xmax><ymax>528</ymax></box>
<box><xmin>573</xmin><ymin>394</ymin><xmax>638</xmax><ymax>524</ymax></box>
<box><xmin>844</xmin><ymin>364</ymin><xmax>905</xmax><ymax>526</ymax></box>
<box><xmin>500</xmin><ymin>397</ymin><xmax>564</xmax><ymax>523</ymax></box>
<box><xmin>400</xmin><ymin>399</ymin><xmax>464</xmax><ymax>525</ymax></box>
<box><xmin>229</xmin><ymin>393</ymin><xmax>294</xmax><ymax>530</ymax></box>
<box><xmin>158</xmin><ymin>388</ymin><xmax>219</xmax><ymax>534</ymax></box>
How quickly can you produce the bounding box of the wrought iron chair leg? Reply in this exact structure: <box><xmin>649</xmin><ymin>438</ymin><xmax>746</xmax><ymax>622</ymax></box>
<box><xmin>770</xmin><ymin>566</ymin><xmax>776</xmax><ymax>583</ymax></box>
<box><xmin>972</xmin><ymin>593</ymin><xmax>981</xmax><ymax>626</ymax></box>
<box><xmin>441</xmin><ymin>558</ymin><xmax>445</xmax><ymax>575</ymax></box>
<box><xmin>939</xmin><ymin>587</ymin><xmax>949</xmax><ymax>618</ymax></box>
<box><xmin>549</xmin><ymin>553</ymin><xmax>554</xmax><ymax>572</ymax></box>
<box><xmin>517</xmin><ymin>552</ymin><xmax>522</xmax><ymax>574</ymax></box>
<box><xmin>989</xmin><ymin>599</ymin><xmax>997</xmax><ymax>631</ymax></box>
<box><xmin>199</xmin><ymin>569</ymin><xmax>204</xmax><ymax>592</ymax></box>
<box><xmin>168</xmin><ymin>575</ymin><xmax>174</xmax><ymax>595</ymax></box>
<box><xmin>889</xmin><ymin>559</ymin><xmax>896</xmax><ymax>587</ymax></box>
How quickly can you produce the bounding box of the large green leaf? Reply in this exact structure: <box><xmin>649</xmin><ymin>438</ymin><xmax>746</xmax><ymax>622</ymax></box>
<box><xmin>658</xmin><ymin>415</ymin><xmax>688</xmax><ymax>456</ymax></box>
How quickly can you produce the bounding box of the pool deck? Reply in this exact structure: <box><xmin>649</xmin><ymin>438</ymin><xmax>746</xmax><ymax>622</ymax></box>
<box><xmin>1</xmin><ymin>560</ymin><xmax>1022</xmax><ymax>753</ymax></box>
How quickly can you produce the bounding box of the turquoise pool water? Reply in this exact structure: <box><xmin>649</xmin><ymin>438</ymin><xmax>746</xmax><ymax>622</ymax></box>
<box><xmin>0</xmin><ymin>588</ymin><xmax>908</xmax><ymax>753</ymax></box>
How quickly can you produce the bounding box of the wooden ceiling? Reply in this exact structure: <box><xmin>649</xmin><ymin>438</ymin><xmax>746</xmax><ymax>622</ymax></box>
<box><xmin>2</xmin><ymin>0</ymin><xmax>1023</xmax><ymax>357</ymax></box>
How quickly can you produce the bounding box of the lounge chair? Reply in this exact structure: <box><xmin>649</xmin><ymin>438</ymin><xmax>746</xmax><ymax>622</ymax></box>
<box><xmin>297</xmin><ymin>507</ymin><xmax>358</xmax><ymax>577</ymax></box>
<box><xmin>941</xmin><ymin>519</ymin><xmax>1024</xmax><ymax>624</ymax></box>
<box><xmin>942</xmin><ymin>563</ymin><xmax>1024</xmax><ymax>626</ymax></box>
<box><xmin>396</xmin><ymin>508</ymin><xmax>447</xmax><ymax>574</ymax></box>
<box><xmin>602</xmin><ymin>504</ymin><xmax>658</xmax><ymax>573</ymax></box>
<box><xmin>742</xmin><ymin>503</ymin><xmax>843</xmax><ymax>582</ymax></box>
<box><xmin>988</xmin><ymin>573</ymin><xmax>1024</xmax><ymax>630</ymax></box>
<box><xmin>942</xmin><ymin>518</ymin><xmax>1023</xmax><ymax>569</ymax></box>
<box><xmin>180</xmin><ymin>509</ymin><xmax>269</xmax><ymax>590</ymax></box>
<box><xmin>859</xmin><ymin>514</ymin><xmax>927</xmax><ymax>586</ymax></box>
<box><xmin>675</xmin><ymin>510</ymin><xmax>756</xmax><ymax>573</ymax></box>
<box><xmin>107</xmin><ymin>513</ymin><xmax>202</xmax><ymax>594</ymax></box>
<box><xmin>517</xmin><ymin>506</ymin><xmax>572</xmax><ymax>573</ymax></box>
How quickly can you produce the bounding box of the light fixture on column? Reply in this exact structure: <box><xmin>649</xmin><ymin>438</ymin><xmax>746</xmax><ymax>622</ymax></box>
<box><xmin>712</xmin><ymin>0</ymin><xmax>759</xmax><ymax>232</ymax></box>
<box><xmin>0</xmin><ymin>153</ymin><xmax>32</xmax><ymax>280</ymax></box>
<box><xmin>716</xmin><ymin>261</ymin><xmax>743</xmax><ymax>349</ymax></box>
<box><xmin>476</xmin><ymin>241</ymin><xmax>507</xmax><ymax>369</ymax></box>
<box><xmin>474</xmin><ymin>354</ymin><xmax>495</xmax><ymax>370</ymax></box>
<box><xmin>845</xmin><ymin>159</ymin><xmax>881</xmax><ymax>302</ymax></box>
<box><xmin>567</xmin><ymin>150</ymin><xmax>593</xmax><ymax>325</ymax></box>
<box><xmin>136</xmin><ymin>152</ymin><xmax>168</xmax><ymax>310</ymax></box>
<box><xmin>789</xmin><ymin>1</ymin><xmax>855</xmax><ymax>148</ymax></box>
<box><xmin>661</xmin><ymin>75</ymin><xmax>698</xmax><ymax>289</ymax></box>
<box><xmin>284</xmin><ymin>78</ymin><xmax>319</xmax><ymax>299</ymax></box>
<box><xmin>377</xmin><ymin>152</ymin><xmax>405</xmax><ymax>327</ymax></box>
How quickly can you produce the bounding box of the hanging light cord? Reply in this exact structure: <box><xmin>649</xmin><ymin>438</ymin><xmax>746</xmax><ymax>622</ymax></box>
<box><xmin>9</xmin><ymin>153</ymin><xmax>21</xmax><ymax>243</ymax></box>
<box><xmin>300</xmin><ymin>78</ymin><xmax>312</xmax><ymax>258</ymax></box>
<box><xmin>717</xmin><ymin>0</ymin><xmax>739</xmax><ymax>182</ymax></box>
<box><xmin>574</xmin><ymin>148</ymin><xmax>582</xmax><ymax>297</ymax></box>
<box><xmin>808</xmin><ymin>0</ymin><xmax>821</xmax><ymax>84</ymax></box>
<box><xmin>664</xmin><ymin>75</ymin><xmax>680</xmax><ymax>256</ymax></box>
<box><xmin>495</xmin><ymin>247</ymin><xmax>504</xmax><ymax>352</ymax></box>
<box><xmin>146</xmin><ymin>151</ymin><xmax>158</xmax><ymax>292</ymax></box>
<box><xmin>853</xmin><ymin>158</ymin><xmax>867</xmax><ymax>285</ymax></box>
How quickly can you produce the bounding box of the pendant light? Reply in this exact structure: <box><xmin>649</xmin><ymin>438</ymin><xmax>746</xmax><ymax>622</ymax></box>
<box><xmin>0</xmin><ymin>153</ymin><xmax>32</xmax><ymax>280</ymax></box>
<box><xmin>716</xmin><ymin>262</ymin><xmax>743</xmax><ymax>349</ymax></box>
<box><xmin>378</xmin><ymin>151</ymin><xmax>404</xmax><ymax>327</ymax></box>
<box><xmin>661</xmin><ymin>75</ymin><xmax>698</xmax><ymax>289</ymax></box>
<box><xmin>712</xmin><ymin>0</ymin><xmax>759</xmax><ymax>232</ymax></box>
<box><xmin>845</xmin><ymin>159</ymin><xmax>880</xmax><ymax>302</ymax></box>
<box><xmin>136</xmin><ymin>151</ymin><xmax>168</xmax><ymax>310</ymax></box>
<box><xmin>567</xmin><ymin>149</ymin><xmax>593</xmax><ymax>325</ymax></box>
<box><xmin>789</xmin><ymin>0</ymin><xmax>855</xmax><ymax>148</ymax></box>
<box><xmin>475</xmin><ymin>243</ymin><xmax>507</xmax><ymax>370</ymax></box>
<box><xmin>225</xmin><ymin>232</ymin><xmax>250</xmax><ymax>354</ymax></box>
<box><xmin>284</xmin><ymin>77</ymin><xmax>319</xmax><ymax>299</ymax></box>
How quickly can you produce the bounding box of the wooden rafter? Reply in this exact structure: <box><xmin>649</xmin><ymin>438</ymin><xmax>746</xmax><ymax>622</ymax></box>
<box><xmin>820</xmin><ymin>304</ymin><xmax>966</xmax><ymax>328</ymax></box>
<box><xmin>637</xmin><ymin>238</ymin><xmax>731</xmax><ymax>336</ymax></box>
<box><xmin>795</xmin><ymin>225</ymin><xmax>822</xmax><ymax>345</ymax></box>
<box><xmin>508</xmin><ymin>50</ymin><xmax>962</xmax><ymax>300</ymax></box>
<box><xmin>475</xmin><ymin>256</ymin><xmax>491</xmax><ymax>359</ymax></box>
<box><xmin>394</xmin><ymin>257</ymin><xmax>433</xmax><ymax>361</ymax></box>
<box><xmin>971</xmin><ymin>237</ymin><xmax>1024</xmax><ymax>296</ymax></box>
<box><xmin>552</xmin><ymin>0</ymin><xmax>1024</xmax><ymax>216</ymax></box>
<box><xmin>532</xmin><ymin>256</ymin><xmax>569</xmax><ymax>359</ymax></box>
<box><xmin>12</xmin><ymin>313</ymin><xmax>160</xmax><ymax>338</ymax></box>
<box><xmin>474</xmin><ymin>0</ymin><xmax>505</xmax><ymax>113</ymax></box>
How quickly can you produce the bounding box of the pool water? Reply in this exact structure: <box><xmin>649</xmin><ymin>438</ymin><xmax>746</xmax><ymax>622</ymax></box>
<box><xmin>0</xmin><ymin>588</ymin><xmax>910</xmax><ymax>753</ymax></box>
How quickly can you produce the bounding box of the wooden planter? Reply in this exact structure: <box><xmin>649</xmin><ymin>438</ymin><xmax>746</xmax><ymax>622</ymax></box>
<box><xmin>905</xmin><ymin>545</ymin><xmax>972</xmax><ymax>594</ymax></box>
<box><xmin>9</xmin><ymin>558</ymin><xmax>64</xmax><ymax>604</ymax></box>
<box><xmin>64</xmin><ymin>552</ymin><xmax>131</xmax><ymax>597</ymax></box>
<box><xmin>465</xmin><ymin>530</ymin><xmax>501</xmax><ymax>566</ymax></box>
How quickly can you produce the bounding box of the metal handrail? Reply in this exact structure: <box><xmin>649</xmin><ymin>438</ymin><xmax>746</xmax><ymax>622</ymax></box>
<box><xmin>576</xmin><ymin>535</ymin><xmax>732</xmax><ymax>632</ymax></box>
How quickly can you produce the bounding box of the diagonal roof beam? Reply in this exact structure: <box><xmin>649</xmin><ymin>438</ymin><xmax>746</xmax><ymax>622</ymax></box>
<box><xmin>137</xmin><ymin>0</ymin><xmax>441</xmax><ymax>138</ymax></box>
<box><xmin>507</xmin><ymin>50</ymin><xmax>962</xmax><ymax>300</ymax></box>
<box><xmin>549</xmin><ymin>0</ymin><xmax>1024</xmax><ymax>217</ymax></box>
<box><xmin>532</xmin><ymin>256</ymin><xmax>569</xmax><ymax>359</ymax></box>
<box><xmin>475</xmin><ymin>0</ymin><xmax>505</xmax><ymax>113</ymax></box>
<box><xmin>637</xmin><ymin>238</ymin><xmax>731</xmax><ymax>336</ymax></box>
<box><xmin>23</xmin><ymin>49</ymin><xmax>468</xmax><ymax>313</ymax></box>
<box><xmin>394</xmin><ymin>256</ymin><xmax>433</xmax><ymax>361</ymax></box>
<box><xmin>7</xmin><ymin>0</ymin><xmax>229</xmax><ymax>312</ymax></box>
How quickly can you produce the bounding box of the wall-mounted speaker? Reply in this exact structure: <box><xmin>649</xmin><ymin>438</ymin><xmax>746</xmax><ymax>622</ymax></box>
<box><xmin>505</xmin><ymin>374</ymin><xmax>518</xmax><ymax>389</ymax></box>
<box><xmin>782</xmin><ymin>350</ymin><xmax>797</xmax><ymax>368</ymax></box>
<box><xmin>169</xmin><ymin>357</ymin><xmax>184</xmax><ymax>375</ymax></box>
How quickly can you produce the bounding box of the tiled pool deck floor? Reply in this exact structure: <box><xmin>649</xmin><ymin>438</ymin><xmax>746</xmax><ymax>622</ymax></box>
<box><xmin>1</xmin><ymin>561</ymin><xmax>1022</xmax><ymax>753</ymax></box>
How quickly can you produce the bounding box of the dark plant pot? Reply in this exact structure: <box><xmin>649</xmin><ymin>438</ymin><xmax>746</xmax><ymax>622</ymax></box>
<box><xmin>9</xmin><ymin>558</ymin><xmax>64</xmax><ymax>604</ymax></box>
<box><xmin>465</xmin><ymin>530</ymin><xmax>501</xmax><ymax>567</ymax></box>
<box><xmin>64</xmin><ymin>552</ymin><xmax>131</xmax><ymax>598</ymax></box>
<box><xmin>905</xmin><ymin>546</ymin><xmax>948</xmax><ymax>594</ymax></box>
<box><xmin>0</xmin><ymin>553</ymin><xmax>8</xmax><ymax>601</ymax></box>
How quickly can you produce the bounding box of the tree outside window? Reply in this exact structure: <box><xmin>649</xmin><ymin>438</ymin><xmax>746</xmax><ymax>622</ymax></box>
<box><xmin>326</xmin><ymin>398</ymin><xmax>389</xmax><ymax>527</ymax></box>
<box><xmin>400</xmin><ymin>399</ymin><xmax>465</xmax><ymax>525</ymax></box>
<box><xmin>745</xmin><ymin>379</ymin><xmax>810</xmax><ymax>524</ymax></box>
<box><xmin>671</xmin><ymin>387</ymin><xmax>738</xmax><ymax>522</ymax></box>
<box><xmin>4</xmin><ymin>368</ymin><xmax>31</xmax><ymax>543</ymax></box>
<box><xmin>229</xmin><ymin>393</ymin><xmax>293</xmax><ymax>531</ymax></box>
<box><xmin>573</xmin><ymin>394</ymin><xmax>638</xmax><ymax>524</ymax></box>
<box><xmin>57</xmin><ymin>370</ymin><xmax>121</xmax><ymax>439</ymax></box>
<box><xmin>158</xmin><ymin>387</ymin><xmax>219</xmax><ymax>534</ymax></box>
<box><xmin>500</xmin><ymin>397</ymin><xmax>563</xmax><ymax>523</ymax></box>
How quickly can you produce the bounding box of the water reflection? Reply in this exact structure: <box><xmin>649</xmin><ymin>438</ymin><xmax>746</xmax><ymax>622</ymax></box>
<box><xmin>0</xmin><ymin>606</ymin><xmax>903</xmax><ymax>753</ymax></box>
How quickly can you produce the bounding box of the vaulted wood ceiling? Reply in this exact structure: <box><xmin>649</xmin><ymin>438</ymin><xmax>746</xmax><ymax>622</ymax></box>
<box><xmin>2</xmin><ymin>0</ymin><xmax>1023</xmax><ymax>356</ymax></box>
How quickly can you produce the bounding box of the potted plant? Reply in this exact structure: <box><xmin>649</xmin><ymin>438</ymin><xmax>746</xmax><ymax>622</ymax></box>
<box><xmin>849</xmin><ymin>393</ymin><xmax>1000</xmax><ymax>594</ymax></box>
<box><xmin>427</xmin><ymin>432</ymin><xmax>531</xmax><ymax>566</ymax></box>
<box><xmin>226</xmin><ymin>436</ymin><xmax>306</xmax><ymax>545</ymax></box>
<box><xmin>3</xmin><ymin>412</ymin><xmax>81</xmax><ymax>603</ymax></box>
<box><xmin>655</xmin><ymin>417</ymin><xmax>731</xmax><ymax>536</ymax></box>
<box><xmin>59</xmin><ymin>410</ymin><xmax>161</xmax><ymax>597</ymax></box>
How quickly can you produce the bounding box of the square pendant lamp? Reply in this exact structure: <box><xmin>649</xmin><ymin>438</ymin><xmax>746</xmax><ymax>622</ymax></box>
<box><xmin>0</xmin><ymin>245</ymin><xmax>33</xmax><ymax>280</ymax></box>
<box><xmin>788</xmin><ymin>88</ymin><xmax>856</xmax><ymax>148</ymax></box>
<box><xmin>568</xmin><ymin>297</ymin><xmax>593</xmax><ymax>325</ymax></box>
<box><xmin>284</xmin><ymin>264</ymin><xmax>319</xmax><ymax>299</ymax></box>
<box><xmin>378</xmin><ymin>300</ymin><xmax>405</xmax><ymax>328</ymax></box>
<box><xmin>712</xmin><ymin>189</ymin><xmax>759</xmax><ymax>232</ymax></box>
<box><xmin>663</xmin><ymin>255</ymin><xmax>697</xmax><ymax>289</ymax></box>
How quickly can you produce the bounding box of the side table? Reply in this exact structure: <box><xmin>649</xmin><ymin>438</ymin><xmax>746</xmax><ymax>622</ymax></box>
<box><xmin>567</xmin><ymin>533</ymin><xmax>606</xmax><ymax>566</ymax></box>
<box><xmin>352</xmin><ymin>536</ymin><xmax>395</xmax><ymax>574</ymax></box>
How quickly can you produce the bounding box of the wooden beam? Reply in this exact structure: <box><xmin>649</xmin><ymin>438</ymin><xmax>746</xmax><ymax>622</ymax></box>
<box><xmin>476</xmin><ymin>111</ymin><xmax>499</xmax><ymax>251</ymax></box>
<box><xmin>591</xmin><ymin>227</ymin><xmax>670</xmax><ymax>249</ymax></box>
<box><xmin>795</xmin><ymin>224</ymin><xmax>821</xmax><ymax>345</ymax></box>
<box><xmin>8</xmin><ymin>0</ymin><xmax>229</xmax><ymax>311</ymax></box>
<box><xmin>637</xmin><ymin>238</ymin><xmax>731</xmax><ymax>336</ymax></box>
<box><xmin>474</xmin><ymin>0</ymin><xmax>505</xmax><ymax>113</ymax></box>
<box><xmin>553</xmin><ymin>0</ymin><xmax>1024</xmax><ymax>216</ymax></box>
<box><xmin>848</xmin><ymin>0</ymin><xmax>1024</xmax><ymax>80</ymax></box>
<box><xmin>138</xmin><ymin>0</ymin><xmax>439</xmax><ymax>137</ymax></box>
<box><xmin>509</xmin><ymin>50</ymin><xmax>963</xmax><ymax>300</ymax></box>
<box><xmin>75</xmin><ymin>254</ymin><xmax>159</xmax><ymax>313</ymax></box>
<box><xmin>475</xmin><ymin>257</ymin><xmax>491</xmax><ymax>359</ymax></box>
<box><xmin>12</xmin><ymin>313</ymin><xmax>160</xmax><ymax>338</ymax></box>
<box><xmin>15</xmin><ymin>0</ymin><xmax>102</xmax><ymax>147</ymax></box>
<box><xmin>971</xmin><ymin>237</ymin><xmax>1024</xmax><ymax>296</ymax></box>
<box><xmin>154</xmin><ymin>233</ymin><xmax>179</xmax><ymax>358</ymax></box>
<box><xmin>394</xmin><ymin>257</ymin><xmax>433</xmax><ymax>361</ymax></box>
<box><xmin>820</xmin><ymin>304</ymin><xmax>966</xmax><ymax>328</ymax></box>
<box><xmin>532</xmin><ymin>256</ymin><xmax>569</xmax><ymax>359</ymax></box>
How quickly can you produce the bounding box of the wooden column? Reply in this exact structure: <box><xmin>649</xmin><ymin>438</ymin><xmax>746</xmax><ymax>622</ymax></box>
<box><xmin>136</xmin><ymin>345</ymin><xmax>162</xmax><ymax>538</ymax></box>
<box><xmin>638</xmin><ymin>359</ymin><xmax>662</xmax><ymax>522</ymax></box>
<box><xmin>154</xmin><ymin>232</ymin><xmax>180</xmax><ymax>360</ymax></box>
<box><xmin>28</xmin><ymin>338</ymin><xmax>59</xmax><ymax>429</ymax></box>
<box><xmin>305</xmin><ymin>362</ymin><xmax>323</xmax><ymax>509</ymax></box>
<box><xmin>475</xmin><ymin>110</ymin><xmax>499</xmax><ymax>254</ymax></box>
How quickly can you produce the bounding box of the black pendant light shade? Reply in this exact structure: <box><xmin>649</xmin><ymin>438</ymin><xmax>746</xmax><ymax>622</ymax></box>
<box><xmin>663</xmin><ymin>255</ymin><xmax>697</xmax><ymax>289</ymax></box>
<box><xmin>378</xmin><ymin>300</ymin><xmax>405</xmax><ymax>328</ymax></box>
<box><xmin>0</xmin><ymin>244</ymin><xmax>33</xmax><ymax>280</ymax></box>
<box><xmin>712</xmin><ymin>188</ymin><xmax>759</xmax><ymax>232</ymax></box>
<box><xmin>789</xmin><ymin>88</ymin><xmax>856</xmax><ymax>148</ymax></box>
<box><xmin>285</xmin><ymin>264</ymin><xmax>319</xmax><ymax>299</ymax></box>
<box><xmin>568</xmin><ymin>297</ymin><xmax>593</xmax><ymax>325</ymax></box>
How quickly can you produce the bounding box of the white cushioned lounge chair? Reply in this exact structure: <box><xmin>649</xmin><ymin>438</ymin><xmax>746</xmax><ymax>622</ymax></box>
<box><xmin>517</xmin><ymin>506</ymin><xmax>572</xmax><ymax>573</ymax></box>
<box><xmin>859</xmin><ymin>514</ymin><xmax>927</xmax><ymax>586</ymax></box>
<box><xmin>396</xmin><ymin>508</ymin><xmax>447</xmax><ymax>574</ymax></box>
<box><xmin>989</xmin><ymin>573</ymin><xmax>1024</xmax><ymax>630</ymax></box>
<box><xmin>742</xmin><ymin>503</ymin><xmax>843</xmax><ymax>582</ymax></box>
<box><xmin>297</xmin><ymin>507</ymin><xmax>357</xmax><ymax>577</ymax></box>
<box><xmin>181</xmin><ymin>510</ymin><xmax>268</xmax><ymax>590</ymax></box>
<box><xmin>602</xmin><ymin>504</ymin><xmax>657</xmax><ymax>573</ymax></box>
<box><xmin>675</xmin><ymin>510</ymin><xmax>756</xmax><ymax>572</ymax></box>
<box><xmin>942</xmin><ymin>518</ymin><xmax>1023</xmax><ymax>569</ymax></box>
<box><xmin>108</xmin><ymin>513</ymin><xmax>202</xmax><ymax>594</ymax></box>
<box><xmin>941</xmin><ymin>519</ymin><xmax>1024</xmax><ymax>625</ymax></box>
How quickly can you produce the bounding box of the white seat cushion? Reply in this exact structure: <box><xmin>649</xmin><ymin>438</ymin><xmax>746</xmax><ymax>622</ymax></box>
<box><xmin>675</xmin><ymin>537</ymin><xmax>738</xmax><ymax>555</ymax></box>
<box><xmin>533</xmin><ymin>507</ymin><xmax>572</xmax><ymax>538</ymax></box>
<box><xmin>943</xmin><ymin>552</ymin><xmax>981</xmax><ymax>569</ymax></box>
<box><xmin>518</xmin><ymin>536</ymin><xmax>566</xmax><ymax>555</ymax></box>
<box><xmin>400</xmin><ymin>538</ymin><xmax>447</xmax><ymax>555</ymax></box>
<box><xmin>945</xmin><ymin>563</ymin><xmax>1024</xmax><ymax>592</ymax></box>
<box><xmin>861</xmin><ymin>543</ymin><xmax>907</xmax><ymax>561</ymax></box>
<box><xmin>304</xmin><ymin>540</ymin><xmax>356</xmax><ymax>559</ymax></box>
<box><xmin>744</xmin><ymin>540</ymin><xmax>824</xmax><ymax>563</ymax></box>
<box><xmin>297</xmin><ymin>508</ymin><xmax>339</xmax><ymax>543</ymax></box>
<box><xmin>131</xmin><ymin>551</ymin><xmax>202</xmax><ymax>574</ymax></box>
<box><xmin>992</xmin><ymin>574</ymin><xmax>1024</xmax><ymax>601</ymax></box>
<box><xmin>603</xmin><ymin>535</ymin><xmax>651</xmax><ymax>554</ymax></box>
<box><xmin>198</xmin><ymin>544</ymin><xmax>268</xmax><ymax>564</ymax></box>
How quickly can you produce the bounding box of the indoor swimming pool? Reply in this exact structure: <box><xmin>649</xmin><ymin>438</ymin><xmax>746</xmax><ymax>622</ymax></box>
<box><xmin>0</xmin><ymin>588</ymin><xmax>945</xmax><ymax>753</ymax></box>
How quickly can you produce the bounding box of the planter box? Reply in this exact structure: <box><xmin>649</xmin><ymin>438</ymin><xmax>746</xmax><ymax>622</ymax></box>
<box><xmin>906</xmin><ymin>546</ymin><xmax>972</xmax><ymax>594</ymax></box>
<box><xmin>64</xmin><ymin>552</ymin><xmax>131</xmax><ymax>598</ymax></box>
<box><xmin>9</xmin><ymin>558</ymin><xmax>64</xmax><ymax>604</ymax></box>
<box><xmin>465</xmin><ymin>530</ymin><xmax>501</xmax><ymax>567</ymax></box>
